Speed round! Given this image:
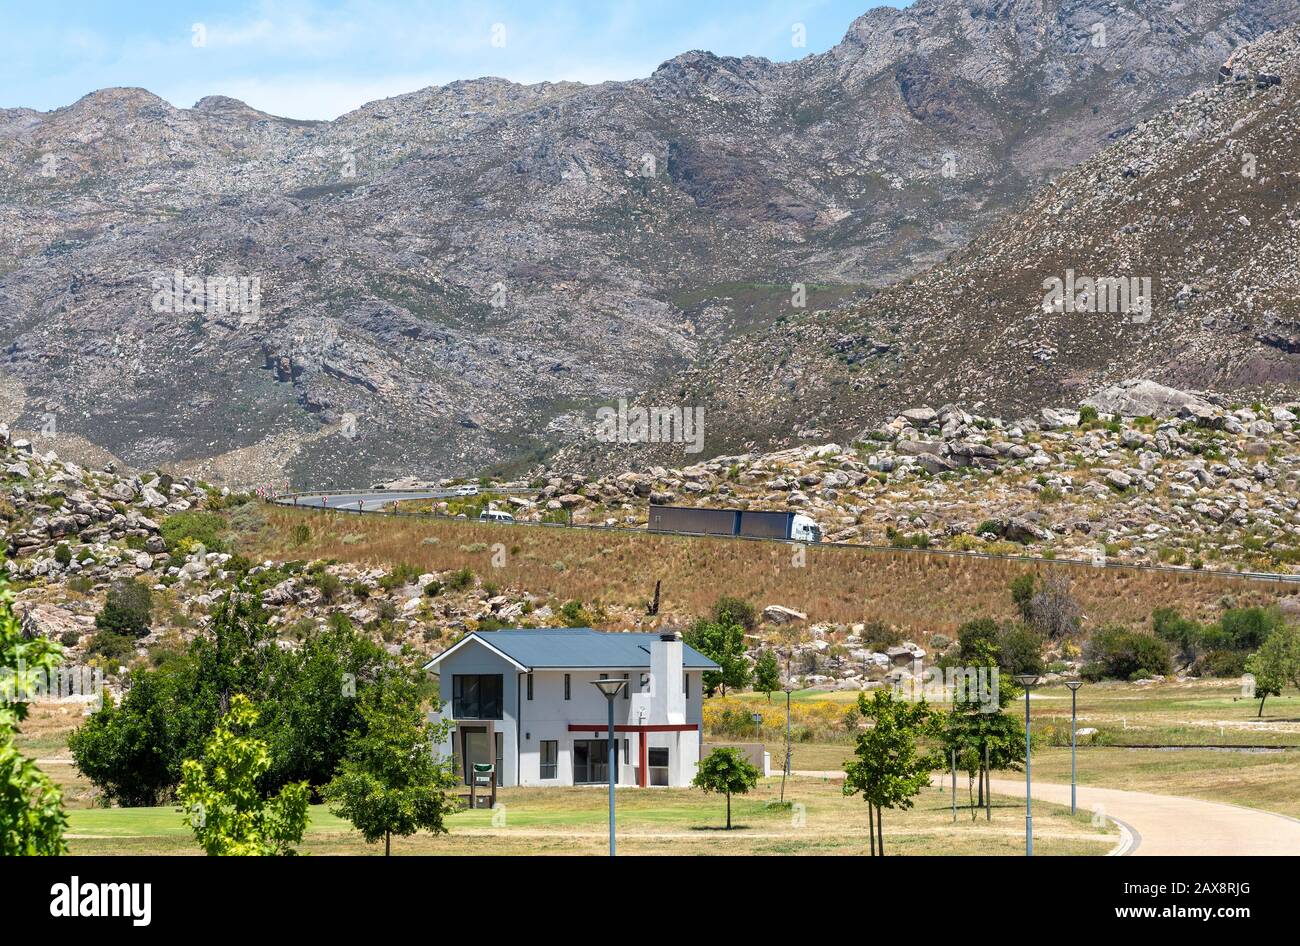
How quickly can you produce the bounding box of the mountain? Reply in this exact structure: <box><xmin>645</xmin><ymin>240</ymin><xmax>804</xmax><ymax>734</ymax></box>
<box><xmin>595</xmin><ymin>20</ymin><xmax>1300</xmax><ymax>469</ymax></box>
<box><xmin>2</xmin><ymin>0</ymin><xmax>1297</xmax><ymax>485</ymax></box>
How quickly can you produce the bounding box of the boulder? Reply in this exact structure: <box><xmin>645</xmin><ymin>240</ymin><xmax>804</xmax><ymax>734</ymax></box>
<box><xmin>898</xmin><ymin>407</ymin><xmax>938</xmax><ymax>426</ymax></box>
<box><xmin>19</xmin><ymin>603</ymin><xmax>86</xmax><ymax>642</ymax></box>
<box><xmin>1084</xmin><ymin>379</ymin><xmax>1211</xmax><ymax>419</ymax></box>
<box><xmin>762</xmin><ymin>605</ymin><xmax>807</xmax><ymax>625</ymax></box>
<box><xmin>1040</xmin><ymin>408</ymin><xmax>1080</xmax><ymax>429</ymax></box>
<box><xmin>1004</xmin><ymin>517</ymin><xmax>1051</xmax><ymax>543</ymax></box>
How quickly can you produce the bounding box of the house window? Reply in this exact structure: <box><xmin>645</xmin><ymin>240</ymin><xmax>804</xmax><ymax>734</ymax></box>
<box><xmin>452</xmin><ymin>674</ymin><xmax>503</xmax><ymax>720</ymax></box>
<box><xmin>540</xmin><ymin>741</ymin><xmax>558</xmax><ymax>779</ymax></box>
<box><xmin>564</xmin><ymin>673</ymin><xmax>571</xmax><ymax>700</ymax></box>
<box><xmin>623</xmin><ymin>738</ymin><xmax>629</xmax><ymax>764</ymax></box>
<box><xmin>622</xmin><ymin>672</ymin><xmax>630</xmax><ymax>699</ymax></box>
<box><xmin>684</xmin><ymin>672</ymin><xmax>690</xmax><ymax>699</ymax></box>
<box><xmin>649</xmin><ymin>747</ymin><xmax>669</xmax><ymax>767</ymax></box>
<box><xmin>527</xmin><ymin>673</ymin><xmax>534</xmax><ymax>701</ymax></box>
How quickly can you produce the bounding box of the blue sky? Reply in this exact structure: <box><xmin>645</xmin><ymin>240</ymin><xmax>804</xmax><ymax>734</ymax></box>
<box><xmin>0</xmin><ymin>1</ymin><xmax>909</xmax><ymax>120</ymax></box>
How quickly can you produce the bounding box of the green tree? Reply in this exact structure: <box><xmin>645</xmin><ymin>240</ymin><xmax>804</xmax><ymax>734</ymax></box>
<box><xmin>1009</xmin><ymin>574</ymin><xmax>1036</xmax><ymax>621</ymax></box>
<box><xmin>683</xmin><ymin>617</ymin><xmax>751</xmax><ymax>696</ymax></box>
<box><xmin>0</xmin><ymin>573</ymin><xmax>67</xmax><ymax>854</ymax></box>
<box><xmin>1245</xmin><ymin>625</ymin><xmax>1300</xmax><ymax>717</ymax></box>
<box><xmin>843</xmin><ymin>688</ymin><xmax>939</xmax><ymax>856</ymax></box>
<box><xmin>939</xmin><ymin>639</ymin><xmax>1024</xmax><ymax>815</ymax></box>
<box><xmin>957</xmin><ymin>618</ymin><xmax>1000</xmax><ymax>662</ymax></box>
<box><xmin>324</xmin><ymin>663</ymin><xmax>458</xmax><ymax>855</ymax></box>
<box><xmin>753</xmin><ymin>649</ymin><xmax>781</xmax><ymax>701</ymax></box>
<box><xmin>72</xmin><ymin>596</ymin><xmax>390</xmax><ymax>805</ymax></box>
<box><xmin>69</xmin><ymin>666</ymin><xmax>189</xmax><ymax>807</ymax></box>
<box><xmin>1217</xmin><ymin>607</ymin><xmax>1281</xmax><ymax>652</ymax></box>
<box><xmin>997</xmin><ymin>624</ymin><xmax>1045</xmax><ymax>677</ymax></box>
<box><xmin>1081</xmin><ymin>625</ymin><xmax>1171</xmax><ymax>681</ymax></box>
<box><xmin>692</xmin><ymin>747</ymin><xmax>759</xmax><ymax>829</ymax></box>
<box><xmin>95</xmin><ymin>578</ymin><xmax>152</xmax><ymax>637</ymax></box>
<box><xmin>711</xmin><ymin>596</ymin><xmax>757</xmax><ymax>632</ymax></box>
<box><xmin>178</xmin><ymin>694</ymin><xmax>310</xmax><ymax>856</ymax></box>
<box><xmin>1152</xmin><ymin>607</ymin><xmax>1204</xmax><ymax>666</ymax></box>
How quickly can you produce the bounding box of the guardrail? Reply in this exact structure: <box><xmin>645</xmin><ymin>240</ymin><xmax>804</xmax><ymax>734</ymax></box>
<box><xmin>266</xmin><ymin>492</ymin><xmax>1300</xmax><ymax>587</ymax></box>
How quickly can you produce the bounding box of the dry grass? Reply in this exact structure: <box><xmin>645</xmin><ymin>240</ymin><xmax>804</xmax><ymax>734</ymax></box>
<box><xmin>247</xmin><ymin>506</ymin><xmax>1277</xmax><ymax>638</ymax></box>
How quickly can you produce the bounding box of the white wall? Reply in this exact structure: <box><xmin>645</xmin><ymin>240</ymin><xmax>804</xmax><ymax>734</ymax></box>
<box><xmin>515</xmin><ymin>669</ymin><xmax>705</xmax><ymax>787</ymax></box>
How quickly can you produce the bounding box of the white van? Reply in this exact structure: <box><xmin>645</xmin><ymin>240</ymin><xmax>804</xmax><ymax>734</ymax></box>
<box><xmin>479</xmin><ymin>509</ymin><xmax>514</xmax><ymax>523</ymax></box>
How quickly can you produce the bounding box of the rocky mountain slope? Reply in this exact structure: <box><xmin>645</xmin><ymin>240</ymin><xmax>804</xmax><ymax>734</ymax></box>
<box><xmin>3</xmin><ymin>0</ymin><xmax>1297</xmax><ymax>485</ymax></box>
<box><xmin>610</xmin><ymin>21</ymin><xmax>1300</xmax><ymax>467</ymax></box>
<box><xmin>10</xmin><ymin>377</ymin><xmax>1300</xmax><ymax>698</ymax></box>
<box><xmin>403</xmin><ymin>379</ymin><xmax>1300</xmax><ymax>577</ymax></box>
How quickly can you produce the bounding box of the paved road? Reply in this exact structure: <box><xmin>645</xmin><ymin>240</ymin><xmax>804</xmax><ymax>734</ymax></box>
<box><xmin>796</xmin><ymin>771</ymin><xmax>1300</xmax><ymax>855</ymax></box>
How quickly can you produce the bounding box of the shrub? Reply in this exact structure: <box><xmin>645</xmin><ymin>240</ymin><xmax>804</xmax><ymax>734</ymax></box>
<box><xmin>378</xmin><ymin>562</ymin><xmax>421</xmax><ymax>591</ymax></box>
<box><xmin>560</xmin><ymin>600</ymin><xmax>592</xmax><ymax>626</ymax></box>
<box><xmin>423</xmin><ymin>580</ymin><xmax>444</xmax><ymax>597</ymax></box>
<box><xmin>59</xmin><ymin>630</ymin><xmax>81</xmax><ymax>648</ymax></box>
<box><xmin>54</xmin><ymin>543</ymin><xmax>72</xmax><ymax>566</ymax></box>
<box><xmin>290</xmin><ymin>523</ymin><xmax>312</xmax><ymax>546</ymax></box>
<box><xmin>1079</xmin><ymin>405</ymin><xmax>1099</xmax><ymax>424</ymax></box>
<box><xmin>312</xmin><ymin>571</ymin><xmax>343</xmax><ymax>604</ymax></box>
<box><xmin>85</xmin><ymin>630</ymin><xmax>137</xmax><ymax>662</ymax></box>
<box><xmin>95</xmin><ymin>579</ymin><xmax>152</xmax><ymax>638</ymax></box>
<box><xmin>446</xmin><ymin>568</ymin><xmax>475</xmax><ymax>592</ymax></box>
<box><xmin>861</xmin><ymin>620</ymin><xmax>903</xmax><ymax>649</ymax></box>
<box><xmin>957</xmin><ymin>618</ymin><xmax>1000</xmax><ymax>660</ymax></box>
<box><xmin>998</xmin><ymin>624</ymin><xmax>1046</xmax><ymax>677</ymax></box>
<box><xmin>1081</xmin><ymin>625</ymin><xmax>1171</xmax><ymax>681</ymax></box>
<box><xmin>1215</xmin><ymin>607</ymin><xmax>1280</xmax><ymax>652</ymax></box>
<box><xmin>711</xmin><ymin>596</ymin><xmax>757</xmax><ymax>631</ymax></box>
<box><xmin>1152</xmin><ymin>606</ymin><xmax>1202</xmax><ymax>664</ymax></box>
<box><xmin>1194</xmin><ymin>649</ymin><xmax>1249</xmax><ymax>678</ymax></box>
<box><xmin>160</xmin><ymin>511</ymin><xmax>227</xmax><ymax>552</ymax></box>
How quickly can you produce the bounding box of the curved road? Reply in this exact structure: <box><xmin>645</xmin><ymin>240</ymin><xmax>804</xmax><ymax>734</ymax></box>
<box><xmin>797</xmin><ymin>770</ymin><xmax>1300</xmax><ymax>855</ymax></box>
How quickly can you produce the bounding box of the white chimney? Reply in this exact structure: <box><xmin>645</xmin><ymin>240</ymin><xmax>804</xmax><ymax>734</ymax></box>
<box><xmin>649</xmin><ymin>629</ymin><xmax>685</xmax><ymax>725</ymax></box>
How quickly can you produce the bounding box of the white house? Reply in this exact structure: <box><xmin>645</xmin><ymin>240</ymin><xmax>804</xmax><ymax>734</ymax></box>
<box><xmin>423</xmin><ymin>627</ymin><xmax>719</xmax><ymax>788</ymax></box>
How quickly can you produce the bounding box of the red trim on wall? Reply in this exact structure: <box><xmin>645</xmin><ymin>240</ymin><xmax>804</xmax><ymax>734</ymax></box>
<box><xmin>639</xmin><ymin>733</ymin><xmax>648</xmax><ymax>788</ymax></box>
<box><xmin>567</xmin><ymin>723</ymin><xmax>698</xmax><ymax>733</ymax></box>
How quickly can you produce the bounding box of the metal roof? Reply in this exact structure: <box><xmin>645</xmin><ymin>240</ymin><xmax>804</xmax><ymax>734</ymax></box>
<box><xmin>424</xmin><ymin>627</ymin><xmax>720</xmax><ymax>671</ymax></box>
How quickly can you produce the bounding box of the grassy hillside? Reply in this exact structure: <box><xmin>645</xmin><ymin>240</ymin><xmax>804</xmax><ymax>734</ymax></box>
<box><xmin>246</xmin><ymin>505</ymin><xmax>1282</xmax><ymax>638</ymax></box>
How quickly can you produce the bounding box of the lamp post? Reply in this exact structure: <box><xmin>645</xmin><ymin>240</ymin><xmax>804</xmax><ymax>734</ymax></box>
<box><xmin>781</xmin><ymin>683</ymin><xmax>794</xmax><ymax>803</ymax></box>
<box><xmin>591</xmin><ymin>678</ymin><xmax>627</xmax><ymax>857</ymax></box>
<box><xmin>1013</xmin><ymin>674</ymin><xmax>1039</xmax><ymax>856</ymax></box>
<box><xmin>1065</xmin><ymin>679</ymin><xmax>1084</xmax><ymax>815</ymax></box>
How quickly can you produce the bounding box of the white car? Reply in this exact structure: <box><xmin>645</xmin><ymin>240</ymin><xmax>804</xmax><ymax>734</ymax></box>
<box><xmin>479</xmin><ymin>509</ymin><xmax>514</xmax><ymax>523</ymax></box>
<box><xmin>453</xmin><ymin>485</ymin><xmax>479</xmax><ymax>497</ymax></box>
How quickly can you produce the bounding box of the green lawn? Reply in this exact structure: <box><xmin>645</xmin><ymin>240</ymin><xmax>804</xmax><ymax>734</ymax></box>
<box><xmin>65</xmin><ymin>778</ymin><xmax>1115</xmax><ymax>856</ymax></box>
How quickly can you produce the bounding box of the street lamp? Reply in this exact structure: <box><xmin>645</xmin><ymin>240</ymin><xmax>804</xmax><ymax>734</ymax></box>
<box><xmin>1013</xmin><ymin>674</ymin><xmax>1039</xmax><ymax>856</ymax></box>
<box><xmin>1065</xmin><ymin>679</ymin><xmax>1084</xmax><ymax>815</ymax></box>
<box><xmin>591</xmin><ymin>678</ymin><xmax>627</xmax><ymax>857</ymax></box>
<box><xmin>781</xmin><ymin>683</ymin><xmax>794</xmax><ymax>804</ymax></box>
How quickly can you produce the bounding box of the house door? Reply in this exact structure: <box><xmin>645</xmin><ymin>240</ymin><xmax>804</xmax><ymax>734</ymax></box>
<box><xmin>460</xmin><ymin>727</ymin><xmax>490</xmax><ymax>784</ymax></box>
<box><xmin>573</xmin><ymin>739</ymin><xmax>618</xmax><ymax>785</ymax></box>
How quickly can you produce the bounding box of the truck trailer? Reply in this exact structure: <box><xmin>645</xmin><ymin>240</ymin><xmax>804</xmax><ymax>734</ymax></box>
<box><xmin>647</xmin><ymin>504</ymin><xmax>821</xmax><ymax>543</ymax></box>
